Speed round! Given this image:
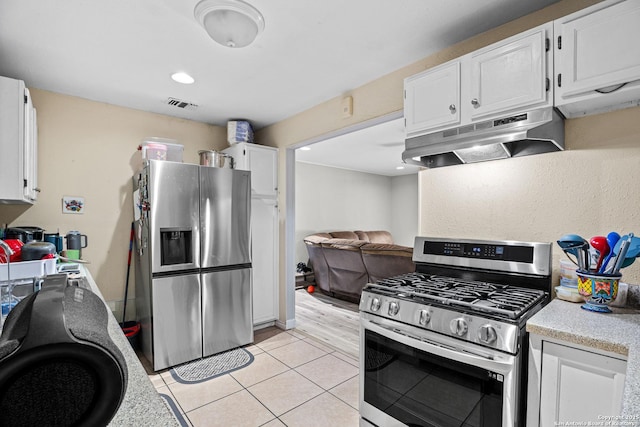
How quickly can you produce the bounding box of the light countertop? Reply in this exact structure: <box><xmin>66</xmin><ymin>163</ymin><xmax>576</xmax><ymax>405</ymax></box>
<box><xmin>79</xmin><ymin>267</ymin><xmax>179</xmax><ymax>426</ymax></box>
<box><xmin>526</xmin><ymin>292</ymin><xmax>640</xmax><ymax>418</ymax></box>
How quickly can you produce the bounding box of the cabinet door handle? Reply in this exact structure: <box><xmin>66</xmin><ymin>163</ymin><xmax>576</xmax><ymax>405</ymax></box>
<box><xmin>449</xmin><ymin>104</ymin><xmax>456</xmax><ymax>113</ymax></box>
<box><xmin>471</xmin><ymin>98</ymin><xmax>480</xmax><ymax>107</ymax></box>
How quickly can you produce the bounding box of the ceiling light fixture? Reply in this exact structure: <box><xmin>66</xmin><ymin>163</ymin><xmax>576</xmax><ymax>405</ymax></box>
<box><xmin>194</xmin><ymin>0</ymin><xmax>265</xmax><ymax>48</ymax></box>
<box><xmin>299</xmin><ymin>147</ymin><xmax>311</xmax><ymax>151</ymax></box>
<box><xmin>396</xmin><ymin>166</ymin><xmax>405</xmax><ymax>170</ymax></box>
<box><xmin>171</xmin><ymin>72</ymin><xmax>195</xmax><ymax>84</ymax></box>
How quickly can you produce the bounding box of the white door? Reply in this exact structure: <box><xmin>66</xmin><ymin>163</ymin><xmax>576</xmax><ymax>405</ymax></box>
<box><xmin>251</xmin><ymin>197</ymin><xmax>279</xmax><ymax>325</ymax></box>
<box><xmin>539</xmin><ymin>341</ymin><xmax>626</xmax><ymax>425</ymax></box>
<box><xmin>555</xmin><ymin>0</ymin><xmax>640</xmax><ymax>101</ymax></box>
<box><xmin>468</xmin><ymin>24</ymin><xmax>550</xmax><ymax>121</ymax></box>
<box><xmin>404</xmin><ymin>61</ymin><xmax>460</xmax><ymax>137</ymax></box>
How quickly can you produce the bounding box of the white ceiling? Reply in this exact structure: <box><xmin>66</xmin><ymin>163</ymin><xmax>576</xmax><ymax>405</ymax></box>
<box><xmin>295</xmin><ymin>117</ymin><xmax>421</xmax><ymax>177</ymax></box>
<box><xmin>0</xmin><ymin>0</ymin><xmax>562</xmax><ymax>174</ymax></box>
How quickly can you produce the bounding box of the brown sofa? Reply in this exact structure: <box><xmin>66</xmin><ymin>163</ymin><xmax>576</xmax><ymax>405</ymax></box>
<box><xmin>303</xmin><ymin>230</ymin><xmax>415</xmax><ymax>302</ymax></box>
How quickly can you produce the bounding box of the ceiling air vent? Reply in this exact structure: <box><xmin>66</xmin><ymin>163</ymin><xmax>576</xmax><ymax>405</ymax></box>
<box><xmin>165</xmin><ymin>97</ymin><xmax>198</xmax><ymax>110</ymax></box>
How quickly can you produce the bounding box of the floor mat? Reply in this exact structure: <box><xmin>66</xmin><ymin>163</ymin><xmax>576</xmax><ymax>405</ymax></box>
<box><xmin>159</xmin><ymin>393</ymin><xmax>190</xmax><ymax>427</ymax></box>
<box><xmin>169</xmin><ymin>347</ymin><xmax>254</xmax><ymax>384</ymax></box>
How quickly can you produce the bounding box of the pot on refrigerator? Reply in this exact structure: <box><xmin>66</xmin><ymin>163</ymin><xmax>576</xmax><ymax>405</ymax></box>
<box><xmin>198</xmin><ymin>150</ymin><xmax>234</xmax><ymax>168</ymax></box>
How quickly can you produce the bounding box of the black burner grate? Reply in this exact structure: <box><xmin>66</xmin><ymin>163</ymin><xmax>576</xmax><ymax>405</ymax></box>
<box><xmin>372</xmin><ymin>273</ymin><xmax>545</xmax><ymax>319</ymax></box>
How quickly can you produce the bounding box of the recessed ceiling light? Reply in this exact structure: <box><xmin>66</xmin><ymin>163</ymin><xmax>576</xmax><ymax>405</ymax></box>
<box><xmin>171</xmin><ymin>72</ymin><xmax>195</xmax><ymax>84</ymax></box>
<box><xmin>299</xmin><ymin>147</ymin><xmax>311</xmax><ymax>151</ymax></box>
<box><xmin>396</xmin><ymin>166</ymin><xmax>405</xmax><ymax>170</ymax></box>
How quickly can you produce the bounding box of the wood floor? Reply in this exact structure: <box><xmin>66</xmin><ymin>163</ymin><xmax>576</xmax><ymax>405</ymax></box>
<box><xmin>294</xmin><ymin>288</ymin><xmax>360</xmax><ymax>359</ymax></box>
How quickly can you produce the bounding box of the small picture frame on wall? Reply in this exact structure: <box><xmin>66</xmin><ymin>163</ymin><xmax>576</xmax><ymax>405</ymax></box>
<box><xmin>62</xmin><ymin>196</ymin><xmax>85</xmax><ymax>214</ymax></box>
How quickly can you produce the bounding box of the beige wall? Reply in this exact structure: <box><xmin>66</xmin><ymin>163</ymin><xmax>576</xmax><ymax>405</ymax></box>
<box><xmin>390</xmin><ymin>174</ymin><xmax>419</xmax><ymax>247</ymax></box>
<box><xmin>295</xmin><ymin>162</ymin><xmax>393</xmax><ymax>265</ymax></box>
<box><xmin>0</xmin><ymin>90</ymin><xmax>226</xmax><ymax>315</ymax></box>
<box><xmin>419</xmin><ymin>106</ymin><xmax>640</xmax><ymax>284</ymax></box>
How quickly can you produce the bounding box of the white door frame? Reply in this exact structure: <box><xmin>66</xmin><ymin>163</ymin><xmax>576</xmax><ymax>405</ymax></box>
<box><xmin>283</xmin><ymin>111</ymin><xmax>404</xmax><ymax>328</ymax></box>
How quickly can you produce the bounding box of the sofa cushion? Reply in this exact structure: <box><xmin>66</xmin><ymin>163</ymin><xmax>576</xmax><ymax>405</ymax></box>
<box><xmin>320</xmin><ymin>238</ymin><xmax>367</xmax><ymax>251</ymax></box>
<box><xmin>328</xmin><ymin>231</ymin><xmax>360</xmax><ymax>240</ymax></box>
<box><xmin>355</xmin><ymin>230</ymin><xmax>394</xmax><ymax>244</ymax></box>
<box><xmin>303</xmin><ymin>233</ymin><xmax>332</xmax><ymax>245</ymax></box>
<box><xmin>360</xmin><ymin>243</ymin><xmax>413</xmax><ymax>257</ymax></box>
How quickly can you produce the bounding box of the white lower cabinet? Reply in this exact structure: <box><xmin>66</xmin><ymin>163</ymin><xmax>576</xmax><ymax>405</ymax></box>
<box><xmin>528</xmin><ymin>335</ymin><xmax>627</xmax><ymax>426</ymax></box>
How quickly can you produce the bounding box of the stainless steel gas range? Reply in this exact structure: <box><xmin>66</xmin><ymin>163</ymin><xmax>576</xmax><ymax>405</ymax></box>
<box><xmin>359</xmin><ymin>237</ymin><xmax>552</xmax><ymax>427</ymax></box>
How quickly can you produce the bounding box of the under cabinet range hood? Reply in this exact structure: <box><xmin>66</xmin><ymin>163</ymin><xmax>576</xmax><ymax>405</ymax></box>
<box><xmin>402</xmin><ymin>107</ymin><xmax>564</xmax><ymax>168</ymax></box>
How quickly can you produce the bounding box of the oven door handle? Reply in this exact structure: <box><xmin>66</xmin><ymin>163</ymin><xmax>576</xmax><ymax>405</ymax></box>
<box><xmin>363</xmin><ymin>318</ymin><xmax>514</xmax><ymax>371</ymax></box>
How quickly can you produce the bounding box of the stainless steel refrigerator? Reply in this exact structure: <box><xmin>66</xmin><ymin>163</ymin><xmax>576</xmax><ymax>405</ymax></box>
<box><xmin>134</xmin><ymin>160</ymin><xmax>252</xmax><ymax>371</ymax></box>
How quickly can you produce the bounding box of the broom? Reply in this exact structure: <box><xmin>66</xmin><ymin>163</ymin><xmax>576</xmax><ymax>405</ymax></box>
<box><xmin>120</xmin><ymin>222</ymin><xmax>140</xmax><ymax>346</ymax></box>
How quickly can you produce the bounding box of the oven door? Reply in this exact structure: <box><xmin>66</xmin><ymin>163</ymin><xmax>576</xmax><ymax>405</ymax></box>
<box><xmin>360</xmin><ymin>313</ymin><xmax>521</xmax><ymax>427</ymax></box>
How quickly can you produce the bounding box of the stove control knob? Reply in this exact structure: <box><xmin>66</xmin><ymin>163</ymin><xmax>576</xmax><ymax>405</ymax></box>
<box><xmin>450</xmin><ymin>318</ymin><xmax>468</xmax><ymax>336</ymax></box>
<box><xmin>418</xmin><ymin>310</ymin><xmax>430</xmax><ymax>326</ymax></box>
<box><xmin>478</xmin><ymin>325</ymin><xmax>498</xmax><ymax>344</ymax></box>
<box><xmin>370</xmin><ymin>298</ymin><xmax>381</xmax><ymax>312</ymax></box>
<box><xmin>388</xmin><ymin>301</ymin><xmax>399</xmax><ymax>316</ymax></box>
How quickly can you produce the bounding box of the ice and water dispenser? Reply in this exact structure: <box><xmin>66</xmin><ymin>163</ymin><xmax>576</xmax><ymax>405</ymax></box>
<box><xmin>160</xmin><ymin>228</ymin><xmax>193</xmax><ymax>266</ymax></box>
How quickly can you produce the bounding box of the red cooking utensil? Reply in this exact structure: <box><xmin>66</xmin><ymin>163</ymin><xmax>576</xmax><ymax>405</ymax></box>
<box><xmin>589</xmin><ymin>236</ymin><xmax>609</xmax><ymax>273</ymax></box>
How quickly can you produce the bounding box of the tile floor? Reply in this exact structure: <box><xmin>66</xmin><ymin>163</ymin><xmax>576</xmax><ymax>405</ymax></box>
<box><xmin>145</xmin><ymin>327</ymin><xmax>360</xmax><ymax>427</ymax></box>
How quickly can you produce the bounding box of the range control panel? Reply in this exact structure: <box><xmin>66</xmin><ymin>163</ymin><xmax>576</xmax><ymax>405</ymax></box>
<box><xmin>411</xmin><ymin>237</ymin><xmax>551</xmax><ymax>276</ymax></box>
<box><xmin>424</xmin><ymin>241</ymin><xmax>533</xmax><ymax>263</ymax></box>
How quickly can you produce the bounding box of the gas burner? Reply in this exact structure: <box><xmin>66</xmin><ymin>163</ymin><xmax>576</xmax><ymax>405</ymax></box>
<box><xmin>373</xmin><ymin>272</ymin><xmax>545</xmax><ymax>319</ymax></box>
<box><xmin>376</xmin><ymin>273</ymin><xmax>431</xmax><ymax>287</ymax></box>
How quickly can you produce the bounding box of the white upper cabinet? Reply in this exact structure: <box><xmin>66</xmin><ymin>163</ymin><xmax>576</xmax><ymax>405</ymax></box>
<box><xmin>468</xmin><ymin>26</ymin><xmax>550</xmax><ymax>121</ymax></box>
<box><xmin>223</xmin><ymin>143</ymin><xmax>278</xmax><ymax>198</ymax></box>
<box><xmin>554</xmin><ymin>0</ymin><xmax>640</xmax><ymax>117</ymax></box>
<box><xmin>405</xmin><ymin>61</ymin><xmax>460</xmax><ymax>137</ymax></box>
<box><xmin>404</xmin><ymin>23</ymin><xmax>552</xmax><ymax>138</ymax></box>
<box><xmin>0</xmin><ymin>76</ymin><xmax>38</xmax><ymax>204</ymax></box>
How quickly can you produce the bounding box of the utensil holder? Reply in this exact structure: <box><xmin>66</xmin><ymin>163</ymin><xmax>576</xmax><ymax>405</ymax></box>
<box><xmin>576</xmin><ymin>271</ymin><xmax>621</xmax><ymax>313</ymax></box>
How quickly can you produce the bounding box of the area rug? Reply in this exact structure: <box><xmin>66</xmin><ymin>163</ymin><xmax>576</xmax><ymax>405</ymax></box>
<box><xmin>159</xmin><ymin>393</ymin><xmax>190</xmax><ymax>427</ymax></box>
<box><xmin>169</xmin><ymin>347</ymin><xmax>254</xmax><ymax>384</ymax></box>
